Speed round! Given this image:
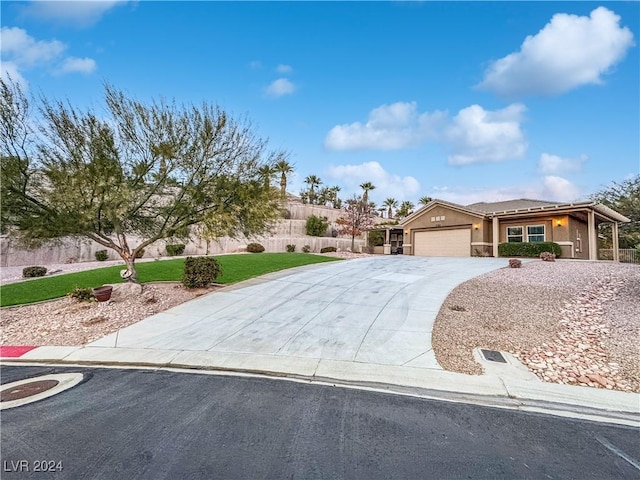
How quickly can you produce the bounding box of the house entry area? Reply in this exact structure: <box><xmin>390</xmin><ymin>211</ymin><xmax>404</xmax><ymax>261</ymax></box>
<box><xmin>389</xmin><ymin>230</ymin><xmax>403</xmax><ymax>254</ymax></box>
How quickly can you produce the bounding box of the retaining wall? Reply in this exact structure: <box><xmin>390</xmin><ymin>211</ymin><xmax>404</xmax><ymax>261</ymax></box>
<box><xmin>0</xmin><ymin>199</ymin><xmax>373</xmax><ymax>267</ymax></box>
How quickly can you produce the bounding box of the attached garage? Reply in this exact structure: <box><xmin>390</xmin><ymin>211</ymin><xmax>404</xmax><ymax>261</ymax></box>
<box><xmin>413</xmin><ymin>228</ymin><xmax>471</xmax><ymax>257</ymax></box>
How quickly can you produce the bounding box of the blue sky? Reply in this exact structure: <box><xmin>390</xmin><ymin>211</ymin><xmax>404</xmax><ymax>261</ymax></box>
<box><xmin>1</xmin><ymin>1</ymin><xmax>638</xmax><ymax>207</ymax></box>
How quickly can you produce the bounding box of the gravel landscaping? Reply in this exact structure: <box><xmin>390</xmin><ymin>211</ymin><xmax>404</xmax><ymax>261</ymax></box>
<box><xmin>432</xmin><ymin>260</ymin><xmax>640</xmax><ymax>393</ymax></box>
<box><xmin>0</xmin><ymin>283</ymin><xmax>219</xmax><ymax>347</ymax></box>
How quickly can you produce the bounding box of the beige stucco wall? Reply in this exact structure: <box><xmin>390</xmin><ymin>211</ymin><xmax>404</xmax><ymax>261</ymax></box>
<box><xmin>403</xmin><ymin>205</ymin><xmax>483</xmax><ymax>256</ymax></box>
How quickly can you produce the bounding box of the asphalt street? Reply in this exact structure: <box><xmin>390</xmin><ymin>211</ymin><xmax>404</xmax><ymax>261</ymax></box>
<box><xmin>1</xmin><ymin>365</ymin><xmax>639</xmax><ymax>480</ymax></box>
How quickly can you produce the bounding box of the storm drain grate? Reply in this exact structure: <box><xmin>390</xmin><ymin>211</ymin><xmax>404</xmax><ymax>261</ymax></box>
<box><xmin>481</xmin><ymin>349</ymin><xmax>507</xmax><ymax>363</ymax></box>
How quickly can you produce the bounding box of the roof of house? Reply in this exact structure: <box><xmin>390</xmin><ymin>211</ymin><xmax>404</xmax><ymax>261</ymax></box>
<box><xmin>466</xmin><ymin>199</ymin><xmax>559</xmax><ymax>213</ymax></box>
<box><xmin>401</xmin><ymin>198</ymin><xmax>630</xmax><ymax>226</ymax></box>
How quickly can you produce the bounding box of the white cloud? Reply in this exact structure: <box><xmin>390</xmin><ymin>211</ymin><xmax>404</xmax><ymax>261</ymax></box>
<box><xmin>325</xmin><ymin>161</ymin><xmax>420</xmax><ymax>203</ymax></box>
<box><xmin>537</xmin><ymin>153</ymin><xmax>587</xmax><ymax>175</ymax></box>
<box><xmin>478</xmin><ymin>7</ymin><xmax>635</xmax><ymax>97</ymax></box>
<box><xmin>249</xmin><ymin>60</ymin><xmax>262</xmax><ymax>69</ymax></box>
<box><xmin>324</xmin><ymin>101</ymin><xmax>445</xmax><ymax>151</ymax></box>
<box><xmin>0</xmin><ymin>61</ymin><xmax>27</xmax><ymax>87</ymax></box>
<box><xmin>427</xmin><ymin>176</ymin><xmax>581</xmax><ymax>205</ymax></box>
<box><xmin>0</xmin><ymin>27</ymin><xmax>96</xmax><ymax>81</ymax></box>
<box><xmin>542</xmin><ymin>175</ymin><xmax>581</xmax><ymax>202</ymax></box>
<box><xmin>276</xmin><ymin>64</ymin><xmax>292</xmax><ymax>74</ymax></box>
<box><xmin>1</xmin><ymin>27</ymin><xmax>65</xmax><ymax>67</ymax></box>
<box><xmin>445</xmin><ymin>104</ymin><xmax>527</xmax><ymax>165</ymax></box>
<box><xmin>56</xmin><ymin>56</ymin><xmax>96</xmax><ymax>75</ymax></box>
<box><xmin>265</xmin><ymin>78</ymin><xmax>296</xmax><ymax>98</ymax></box>
<box><xmin>22</xmin><ymin>1</ymin><xmax>129</xmax><ymax>27</ymax></box>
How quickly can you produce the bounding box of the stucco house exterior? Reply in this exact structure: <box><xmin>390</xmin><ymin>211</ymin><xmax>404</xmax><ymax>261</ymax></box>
<box><xmin>391</xmin><ymin>199</ymin><xmax>630</xmax><ymax>261</ymax></box>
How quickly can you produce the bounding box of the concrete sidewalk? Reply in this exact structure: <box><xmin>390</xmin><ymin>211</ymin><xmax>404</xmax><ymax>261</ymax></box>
<box><xmin>2</xmin><ymin>256</ymin><xmax>639</xmax><ymax>425</ymax></box>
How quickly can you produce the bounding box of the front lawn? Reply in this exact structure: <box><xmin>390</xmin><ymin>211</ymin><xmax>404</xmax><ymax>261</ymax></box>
<box><xmin>0</xmin><ymin>253</ymin><xmax>340</xmax><ymax>307</ymax></box>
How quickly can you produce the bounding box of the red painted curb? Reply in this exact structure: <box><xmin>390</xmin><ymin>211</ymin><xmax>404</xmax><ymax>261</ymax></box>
<box><xmin>0</xmin><ymin>346</ymin><xmax>37</xmax><ymax>358</ymax></box>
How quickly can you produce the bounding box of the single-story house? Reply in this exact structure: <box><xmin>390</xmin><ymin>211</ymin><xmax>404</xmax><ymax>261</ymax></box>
<box><xmin>391</xmin><ymin>198</ymin><xmax>630</xmax><ymax>261</ymax></box>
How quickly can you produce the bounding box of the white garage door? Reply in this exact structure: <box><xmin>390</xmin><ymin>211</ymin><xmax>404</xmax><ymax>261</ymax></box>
<box><xmin>414</xmin><ymin>229</ymin><xmax>470</xmax><ymax>257</ymax></box>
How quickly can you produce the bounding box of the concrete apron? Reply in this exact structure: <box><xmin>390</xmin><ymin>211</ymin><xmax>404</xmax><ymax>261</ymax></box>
<box><xmin>3</xmin><ymin>257</ymin><xmax>639</xmax><ymax>425</ymax></box>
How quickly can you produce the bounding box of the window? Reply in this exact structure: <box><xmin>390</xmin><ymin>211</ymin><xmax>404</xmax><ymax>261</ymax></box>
<box><xmin>507</xmin><ymin>226</ymin><xmax>523</xmax><ymax>243</ymax></box>
<box><xmin>431</xmin><ymin>215</ymin><xmax>446</xmax><ymax>222</ymax></box>
<box><xmin>527</xmin><ymin>225</ymin><xmax>545</xmax><ymax>242</ymax></box>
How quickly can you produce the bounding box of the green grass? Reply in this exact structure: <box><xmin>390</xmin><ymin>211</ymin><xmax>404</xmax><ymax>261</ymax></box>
<box><xmin>0</xmin><ymin>253</ymin><xmax>341</xmax><ymax>307</ymax></box>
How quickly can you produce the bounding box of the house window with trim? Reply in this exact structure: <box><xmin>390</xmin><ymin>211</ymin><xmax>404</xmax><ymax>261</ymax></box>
<box><xmin>527</xmin><ymin>225</ymin><xmax>545</xmax><ymax>242</ymax></box>
<box><xmin>507</xmin><ymin>226</ymin><xmax>523</xmax><ymax>242</ymax></box>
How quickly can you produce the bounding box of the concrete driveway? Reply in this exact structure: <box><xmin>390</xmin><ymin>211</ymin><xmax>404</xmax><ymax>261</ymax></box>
<box><xmin>90</xmin><ymin>256</ymin><xmax>508</xmax><ymax>369</ymax></box>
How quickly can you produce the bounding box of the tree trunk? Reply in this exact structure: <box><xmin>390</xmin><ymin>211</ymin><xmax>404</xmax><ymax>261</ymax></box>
<box><xmin>351</xmin><ymin>234</ymin><xmax>355</xmax><ymax>252</ymax></box>
<box><xmin>280</xmin><ymin>174</ymin><xmax>287</xmax><ymax>199</ymax></box>
<box><xmin>121</xmin><ymin>252</ymin><xmax>139</xmax><ymax>283</ymax></box>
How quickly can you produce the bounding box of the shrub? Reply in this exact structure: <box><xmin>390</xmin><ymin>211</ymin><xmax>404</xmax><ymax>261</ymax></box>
<box><xmin>95</xmin><ymin>250</ymin><xmax>109</xmax><ymax>261</ymax></box>
<box><xmin>540</xmin><ymin>252</ymin><xmax>556</xmax><ymax>262</ymax></box>
<box><xmin>320</xmin><ymin>246</ymin><xmax>337</xmax><ymax>253</ymax></box>
<box><xmin>67</xmin><ymin>286</ymin><xmax>94</xmax><ymax>302</ymax></box>
<box><xmin>182</xmin><ymin>257</ymin><xmax>222</xmax><ymax>289</ymax></box>
<box><xmin>166</xmin><ymin>243</ymin><xmax>186</xmax><ymax>256</ymax></box>
<box><xmin>22</xmin><ymin>266</ymin><xmax>47</xmax><ymax>278</ymax></box>
<box><xmin>498</xmin><ymin>242</ymin><xmax>561</xmax><ymax>258</ymax></box>
<box><xmin>247</xmin><ymin>242</ymin><xmax>265</xmax><ymax>253</ymax></box>
<box><xmin>367</xmin><ymin>230</ymin><xmax>385</xmax><ymax>247</ymax></box>
<box><xmin>305</xmin><ymin>215</ymin><xmax>329</xmax><ymax>237</ymax></box>
<box><xmin>281</xmin><ymin>208</ymin><xmax>292</xmax><ymax>219</ymax></box>
<box><xmin>509</xmin><ymin>258</ymin><xmax>522</xmax><ymax>268</ymax></box>
<box><xmin>286</xmin><ymin>244</ymin><xmax>296</xmax><ymax>253</ymax></box>
<box><xmin>302</xmin><ymin>245</ymin><xmax>311</xmax><ymax>253</ymax></box>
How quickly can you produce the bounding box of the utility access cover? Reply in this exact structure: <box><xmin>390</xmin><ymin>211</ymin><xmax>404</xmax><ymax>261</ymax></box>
<box><xmin>481</xmin><ymin>349</ymin><xmax>507</xmax><ymax>363</ymax></box>
<box><xmin>0</xmin><ymin>373</ymin><xmax>85</xmax><ymax>410</ymax></box>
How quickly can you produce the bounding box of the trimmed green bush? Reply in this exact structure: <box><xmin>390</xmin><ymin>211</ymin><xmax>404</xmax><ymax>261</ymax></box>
<box><xmin>320</xmin><ymin>246</ymin><xmax>337</xmax><ymax>253</ymax></box>
<box><xmin>95</xmin><ymin>250</ymin><xmax>109</xmax><ymax>261</ymax></box>
<box><xmin>305</xmin><ymin>215</ymin><xmax>329</xmax><ymax>236</ymax></box>
<box><xmin>247</xmin><ymin>242</ymin><xmax>265</xmax><ymax>253</ymax></box>
<box><xmin>182</xmin><ymin>257</ymin><xmax>222</xmax><ymax>288</ymax></box>
<box><xmin>302</xmin><ymin>245</ymin><xmax>311</xmax><ymax>253</ymax></box>
<box><xmin>22</xmin><ymin>266</ymin><xmax>47</xmax><ymax>278</ymax></box>
<box><xmin>286</xmin><ymin>244</ymin><xmax>296</xmax><ymax>253</ymax></box>
<box><xmin>498</xmin><ymin>242</ymin><xmax>561</xmax><ymax>258</ymax></box>
<box><xmin>166</xmin><ymin>244</ymin><xmax>186</xmax><ymax>256</ymax></box>
<box><xmin>67</xmin><ymin>286</ymin><xmax>94</xmax><ymax>302</ymax></box>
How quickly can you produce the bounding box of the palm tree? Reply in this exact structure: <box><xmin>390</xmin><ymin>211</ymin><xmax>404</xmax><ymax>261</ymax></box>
<box><xmin>382</xmin><ymin>198</ymin><xmax>398</xmax><ymax>219</ymax></box>
<box><xmin>396</xmin><ymin>201</ymin><xmax>415</xmax><ymax>220</ymax></box>
<box><xmin>418</xmin><ymin>196</ymin><xmax>433</xmax><ymax>206</ymax></box>
<box><xmin>258</xmin><ymin>164</ymin><xmax>276</xmax><ymax>190</ymax></box>
<box><xmin>360</xmin><ymin>181</ymin><xmax>376</xmax><ymax>204</ymax></box>
<box><xmin>274</xmin><ymin>159</ymin><xmax>294</xmax><ymax>199</ymax></box>
<box><xmin>328</xmin><ymin>185</ymin><xmax>341</xmax><ymax>208</ymax></box>
<box><xmin>304</xmin><ymin>175</ymin><xmax>322</xmax><ymax>204</ymax></box>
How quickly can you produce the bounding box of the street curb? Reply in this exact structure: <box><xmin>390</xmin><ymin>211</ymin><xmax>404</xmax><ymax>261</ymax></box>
<box><xmin>2</xmin><ymin>356</ymin><xmax>638</xmax><ymax>427</ymax></box>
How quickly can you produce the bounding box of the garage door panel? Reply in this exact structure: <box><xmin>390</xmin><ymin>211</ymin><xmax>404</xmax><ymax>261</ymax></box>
<box><xmin>414</xmin><ymin>229</ymin><xmax>470</xmax><ymax>257</ymax></box>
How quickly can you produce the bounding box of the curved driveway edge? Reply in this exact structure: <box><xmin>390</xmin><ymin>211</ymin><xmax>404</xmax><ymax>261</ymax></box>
<box><xmin>87</xmin><ymin>256</ymin><xmax>510</xmax><ymax>369</ymax></box>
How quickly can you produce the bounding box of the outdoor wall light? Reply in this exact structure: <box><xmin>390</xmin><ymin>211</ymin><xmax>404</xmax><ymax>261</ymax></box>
<box><xmin>474</xmin><ymin>224</ymin><xmax>480</xmax><ymax>230</ymax></box>
<box><xmin>556</xmin><ymin>219</ymin><xmax>562</xmax><ymax>227</ymax></box>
